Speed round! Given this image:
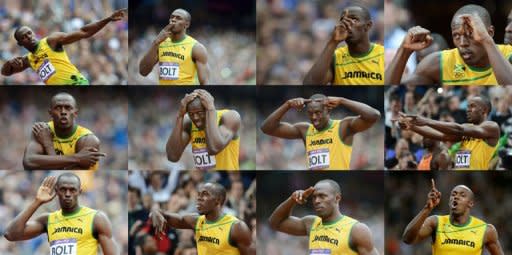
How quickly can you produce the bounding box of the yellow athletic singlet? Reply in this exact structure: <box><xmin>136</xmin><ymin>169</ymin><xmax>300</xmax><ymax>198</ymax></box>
<box><xmin>308</xmin><ymin>215</ymin><xmax>358</xmax><ymax>255</ymax></box>
<box><xmin>26</xmin><ymin>38</ymin><xmax>88</xmax><ymax>85</ymax></box>
<box><xmin>440</xmin><ymin>45</ymin><xmax>512</xmax><ymax>85</ymax></box>
<box><xmin>190</xmin><ymin>109</ymin><xmax>239</xmax><ymax>170</ymax></box>
<box><xmin>305</xmin><ymin>120</ymin><xmax>351</xmax><ymax>170</ymax></box>
<box><xmin>47</xmin><ymin>206</ymin><xmax>98</xmax><ymax>255</ymax></box>
<box><xmin>432</xmin><ymin>215</ymin><xmax>487</xmax><ymax>255</ymax></box>
<box><xmin>332</xmin><ymin>43</ymin><xmax>384</xmax><ymax>85</ymax></box>
<box><xmin>158</xmin><ymin>35</ymin><xmax>198</xmax><ymax>85</ymax></box>
<box><xmin>48</xmin><ymin>121</ymin><xmax>98</xmax><ymax>170</ymax></box>
<box><xmin>195</xmin><ymin>214</ymin><xmax>240</xmax><ymax>255</ymax></box>
<box><xmin>454</xmin><ymin>134</ymin><xmax>498</xmax><ymax>170</ymax></box>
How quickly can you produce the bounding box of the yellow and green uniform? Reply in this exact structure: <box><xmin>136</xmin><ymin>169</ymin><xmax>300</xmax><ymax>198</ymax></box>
<box><xmin>440</xmin><ymin>45</ymin><xmax>512</xmax><ymax>85</ymax></box>
<box><xmin>48</xmin><ymin>121</ymin><xmax>98</xmax><ymax>170</ymax></box>
<box><xmin>47</xmin><ymin>206</ymin><xmax>98</xmax><ymax>255</ymax></box>
<box><xmin>26</xmin><ymin>37</ymin><xmax>88</xmax><ymax>85</ymax></box>
<box><xmin>308</xmin><ymin>215</ymin><xmax>359</xmax><ymax>255</ymax></box>
<box><xmin>333</xmin><ymin>43</ymin><xmax>384</xmax><ymax>85</ymax></box>
<box><xmin>195</xmin><ymin>214</ymin><xmax>240</xmax><ymax>255</ymax></box>
<box><xmin>454</xmin><ymin>134</ymin><xmax>498</xmax><ymax>170</ymax></box>
<box><xmin>305</xmin><ymin>120</ymin><xmax>351</xmax><ymax>170</ymax></box>
<box><xmin>432</xmin><ymin>215</ymin><xmax>487</xmax><ymax>255</ymax></box>
<box><xmin>190</xmin><ymin>109</ymin><xmax>239</xmax><ymax>170</ymax></box>
<box><xmin>158</xmin><ymin>35</ymin><xmax>198</xmax><ymax>85</ymax></box>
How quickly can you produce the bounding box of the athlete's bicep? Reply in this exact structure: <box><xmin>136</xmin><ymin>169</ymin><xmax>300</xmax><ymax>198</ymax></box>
<box><xmin>350</xmin><ymin>223</ymin><xmax>378</xmax><ymax>255</ymax></box>
<box><xmin>484</xmin><ymin>224</ymin><xmax>504</xmax><ymax>255</ymax></box>
<box><xmin>231</xmin><ymin>221</ymin><xmax>255</xmax><ymax>255</ymax></box>
<box><xmin>416</xmin><ymin>215</ymin><xmax>437</xmax><ymax>243</ymax></box>
<box><xmin>47</xmin><ymin>31</ymin><xmax>86</xmax><ymax>47</ymax></box>
<box><xmin>273</xmin><ymin>215</ymin><xmax>313</xmax><ymax>236</ymax></box>
<box><xmin>268</xmin><ymin>122</ymin><xmax>308</xmax><ymax>140</ymax></box>
<box><xmin>193</xmin><ymin>43</ymin><xmax>209</xmax><ymax>85</ymax></box>
<box><xmin>461</xmin><ymin>122</ymin><xmax>500</xmax><ymax>141</ymax></box>
<box><xmin>219</xmin><ymin>110</ymin><xmax>241</xmax><ymax>140</ymax></box>
<box><xmin>94</xmin><ymin>212</ymin><xmax>118</xmax><ymax>255</ymax></box>
<box><xmin>76</xmin><ymin>134</ymin><xmax>101</xmax><ymax>152</ymax></box>
<box><xmin>405</xmin><ymin>52</ymin><xmax>440</xmax><ymax>85</ymax></box>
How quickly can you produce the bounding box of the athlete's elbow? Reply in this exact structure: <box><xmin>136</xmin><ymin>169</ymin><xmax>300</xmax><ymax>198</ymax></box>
<box><xmin>139</xmin><ymin>66</ymin><xmax>150</xmax><ymax>77</ymax></box>
<box><xmin>369</xmin><ymin>109</ymin><xmax>381</xmax><ymax>123</ymax></box>
<box><xmin>268</xmin><ymin>218</ymin><xmax>279</xmax><ymax>231</ymax></box>
<box><xmin>166</xmin><ymin>151</ymin><xmax>180</xmax><ymax>162</ymax></box>
<box><xmin>22</xmin><ymin>156</ymin><xmax>38</xmax><ymax>170</ymax></box>
<box><xmin>4</xmin><ymin>228</ymin><xmax>20</xmax><ymax>241</ymax></box>
<box><xmin>206</xmin><ymin>144</ymin><xmax>222</xmax><ymax>155</ymax></box>
<box><xmin>401</xmin><ymin>233</ymin><xmax>414</xmax><ymax>244</ymax></box>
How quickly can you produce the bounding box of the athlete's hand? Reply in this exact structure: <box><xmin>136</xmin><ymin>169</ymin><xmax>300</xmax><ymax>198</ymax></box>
<box><xmin>149</xmin><ymin>208</ymin><xmax>167</xmax><ymax>237</ymax></box>
<box><xmin>7</xmin><ymin>56</ymin><xmax>26</xmax><ymax>72</ymax></box>
<box><xmin>331</xmin><ymin>10</ymin><xmax>354</xmax><ymax>43</ymax></box>
<box><xmin>36</xmin><ymin>176</ymin><xmax>57</xmax><ymax>204</ymax></box>
<box><xmin>458</xmin><ymin>14</ymin><xmax>493</xmax><ymax>44</ymax></box>
<box><xmin>402</xmin><ymin>26</ymin><xmax>433</xmax><ymax>52</ymax></box>
<box><xmin>178</xmin><ymin>92</ymin><xmax>198</xmax><ymax>117</ymax></box>
<box><xmin>194</xmin><ymin>89</ymin><xmax>215</xmax><ymax>111</ymax></box>
<box><xmin>425</xmin><ymin>179</ymin><xmax>441</xmax><ymax>210</ymax></box>
<box><xmin>324</xmin><ymin>97</ymin><xmax>342</xmax><ymax>111</ymax></box>
<box><xmin>291</xmin><ymin>187</ymin><xmax>315</xmax><ymax>205</ymax></box>
<box><xmin>154</xmin><ymin>24</ymin><xmax>173</xmax><ymax>45</ymax></box>
<box><xmin>403</xmin><ymin>113</ymin><xmax>428</xmax><ymax>126</ymax></box>
<box><xmin>109</xmin><ymin>8</ymin><xmax>127</xmax><ymax>22</ymax></box>
<box><xmin>74</xmin><ymin>147</ymin><xmax>106</xmax><ymax>169</ymax></box>
<box><xmin>32</xmin><ymin>122</ymin><xmax>53</xmax><ymax>148</ymax></box>
<box><xmin>287</xmin><ymin>98</ymin><xmax>312</xmax><ymax>111</ymax></box>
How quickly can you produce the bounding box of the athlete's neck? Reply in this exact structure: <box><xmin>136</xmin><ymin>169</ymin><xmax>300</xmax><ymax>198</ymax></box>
<box><xmin>171</xmin><ymin>32</ymin><xmax>187</xmax><ymax>43</ymax></box>
<box><xmin>205</xmin><ymin>209</ymin><xmax>223</xmax><ymax>222</ymax></box>
<box><xmin>27</xmin><ymin>40</ymin><xmax>39</xmax><ymax>53</ymax></box>
<box><xmin>61</xmin><ymin>205</ymin><xmax>81</xmax><ymax>216</ymax></box>
<box><xmin>321</xmin><ymin>210</ymin><xmax>342</xmax><ymax>223</ymax></box>
<box><xmin>315</xmin><ymin>119</ymin><xmax>332</xmax><ymax>132</ymax></box>
<box><xmin>450</xmin><ymin>212</ymin><xmax>470</xmax><ymax>226</ymax></box>
<box><xmin>54</xmin><ymin>123</ymin><xmax>77</xmax><ymax>139</ymax></box>
<box><xmin>347</xmin><ymin>39</ymin><xmax>371</xmax><ymax>56</ymax></box>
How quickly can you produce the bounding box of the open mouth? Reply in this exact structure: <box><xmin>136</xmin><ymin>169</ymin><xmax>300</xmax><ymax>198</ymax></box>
<box><xmin>460</xmin><ymin>51</ymin><xmax>472</xmax><ymax>61</ymax></box>
<box><xmin>451</xmin><ymin>201</ymin><xmax>458</xmax><ymax>210</ymax></box>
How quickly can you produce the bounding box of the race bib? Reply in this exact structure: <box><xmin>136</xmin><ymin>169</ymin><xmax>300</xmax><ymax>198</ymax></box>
<box><xmin>37</xmin><ymin>59</ymin><xmax>56</xmax><ymax>82</ymax></box>
<box><xmin>159</xmin><ymin>62</ymin><xmax>179</xmax><ymax>80</ymax></box>
<box><xmin>308</xmin><ymin>148</ymin><xmax>330</xmax><ymax>170</ymax></box>
<box><xmin>192</xmin><ymin>148</ymin><xmax>216</xmax><ymax>170</ymax></box>
<box><xmin>50</xmin><ymin>238</ymin><xmax>77</xmax><ymax>255</ymax></box>
<box><xmin>309</xmin><ymin>249</ymin><xmax>332</xmax><ymax>255</ymax></box>
<box><xmin>455</xmin><ymin>150</ymin><xmax>471</xmax><ymax>168</ymax></box>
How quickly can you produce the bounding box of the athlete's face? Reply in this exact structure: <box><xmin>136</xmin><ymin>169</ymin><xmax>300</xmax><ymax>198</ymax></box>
<box><xmin>15</xmin><ymin>26</ymin><xmax>37</xmax><ymax>50</ymax></box>
<box><xmin>451</xmin><ymin>15</ymin><xmax>493</xmax><ymax>66</ymax></box>
<box><xmin>307</xmin><ymin>101</ymin><xmax>329</xmax><ymax>130</ymax></box>
<box><xmin>343</xmin><ymin>7</ymin><xmax>371</xmax><ymax>44</ymax></box>
<box><xmin>466</xmin><ymin>98</ymin><xmax>486</xmax><ymax>124</ymax></box>
<box><xmin>449</xmin><ymin>185</ymin><xmax>474</xmax><ymax>216</ymax></box>
<box><xmin>49</xmin><ymin>95</ymin><xmax>78</xmax><ymax>129</ymax></box>
<box><xmin>505</xmin><ymin>10</ymin><xmax>512</xmax><ymax>45</ymax></box>
<box><xmin>311</xmin><ymin>182</ymin><xmax>340</xmax><ymax>218</ymax></box>
<box><xmin>55</xmin><ymin>176</ymin><xmax>81</xmax><ymax>211</ymax></box>
<box><xmin>169</xmin><ymin>10</ymin><xmax>190</xmax><ymax>34</ymax></box>
<box><xmin>187</xmin><ymin>99</ymin><xmax>206</xmax><ymax>129</ymax></box>
<box><xmin>196</xmin><ymin>184</ymin><xmax>220</xmax><ymax>215</ymax></box>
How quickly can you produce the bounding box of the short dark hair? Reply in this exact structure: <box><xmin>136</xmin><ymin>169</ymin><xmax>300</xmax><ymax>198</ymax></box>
<box><xmin>56</xmin><ymin>172</ymin><xmax>81</xmax><ymax>189</ymax></box>
<box><xmin>208</xmin><ymin>183</ymin><xmax>227</xmax><ymax>204</ymax></box>
<box><xmin>51</xmin><ymin>92</ymin><xmax>77</xmax><ymax>108</ymax></box>
<box><xmin>453</xmin><ymin>4</ymin><xmax>491</xmax><ymax>27</ymax></box>
<box><xmin>175</xmin><ymin>8</ymin><xmax>191</xmax><ymax>22</ymax></box>
<box><xmin>14</xmin><ymin>27</ymin><xmax>23</xmax><ymax>42</ymax></box>
<box><xmin>316</xmin><ymin>179</ymin><xmax>341</xmax><ymax>195</ymax></box>
<box><xmin>343</xmin><ymin>5</ymin><xmax>371</xmax><ymax>22</ymax></box>
<box><xmin>310</xmin><ymin>94</ymin><xmax>327</xmax><ymax>101</ymax></box>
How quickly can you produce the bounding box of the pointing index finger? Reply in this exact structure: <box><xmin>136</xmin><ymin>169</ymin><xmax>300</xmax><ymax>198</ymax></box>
<box><xmin>431</xmin><ymin>178</ymin><xmax>436</xmax><ymax>190</ymax></box>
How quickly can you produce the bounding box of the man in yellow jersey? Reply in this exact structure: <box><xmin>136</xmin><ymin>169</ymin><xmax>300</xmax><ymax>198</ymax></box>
<box><xmin>261</xmin><ymin>94</ymin><xmax>380</xmax><ymax>170</ymax></box>
<box><xmin>505</xmin><ymin>9</ymin><xmax>512</xmax><ymax>44</ymax></box>
<box><xmin>0</xmin><ymin>9</ymin><xmax>126</xmax><ymax>85</ymax></box>
<box><xmin>386</xmin><ymin>4</ymin><xmax>512</xmax><ymax>85</ymax></box>
<box><xmin>269</xmin><ymin>179</ymin><xmax>379</xmax><ymax>255</ymax></box>
<box><xmin>150</xmin><ymin>182</ymin><xmax>255</xmax><ymax>255</ymax></box>
<box><xmin>23</xmin><ymin>92</ymin><xmax>106</xmax><ymax>170</ymax></box>
<box><xmin>402</xmin><ymin>179</ymin><xmax>503</xmax><ymax>254</ymax></box>
<box><xmin>4</xmin><ymin>173</ymin><xmax>117</xmax><ymax>254</ymax></box>
<box><xmin>303</xmin><ymin>5</ymin><xmax>384</xmax><ymax>85</ymax></box>
<box><xmin>166</xmin><ymin>89</ymin><xmax>240</xmax><ymax>170</ymax></box>
<box><xmin>397</xmin><ymin>96</ymin><xmax>500</xmax><ymax>170</ymax></box>
<box><xmin>139</xmin><ymin>8</ymin><xmax>209</xmax><ymax>85</ymax></box>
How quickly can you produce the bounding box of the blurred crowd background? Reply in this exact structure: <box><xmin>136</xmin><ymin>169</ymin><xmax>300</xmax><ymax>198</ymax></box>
<box><xmin>0</xmin><ymin>0</ymin><xmax>129</xmax><ymax>85</ymax></box>
<box><xmin>257</xmin><ymin>171</ymin><xmax>384</xmax><ymax>255</ymax></box>
<box><xmin>128</xmin><ymin>87</ymin><xmax>256</xmax><ymax>170</ymax></box>
<box><xmin>384</xmin><ymin>0</ymin><xmax>512</xmax><ymax>80</ymax></box>
<box><xmin>0</xmin><ymin>87</ymin><xmax>128</xmax><ymax>170</ymax></box>
<box><xmin>385</xmin><ymin>85</ymin><xmax>512</xmax><ymax>170</ymax></box>
<box><xmin>128</xmin><ymin>170</ymin><xmax>256</xmax><ymax>255</ymax></box>
<box><xmin>386</xmin><ymin>171</ymin><xmax>512</xmax><ymax>255</ymax></box>
<box><xmin>257</xmin><ymin>0</ymin><xmax>384</xmax><ymax>85</ymax></box>
<box><xmin>128</xmin><ymin>0</ymin><xmax>256</xmax><ymax>85</ymax></box>
<box><xmin>257</xmin><ymin>86</ymin><xmax>384</xmax><ymax>170</ymax></box>
<box><xmin>0</xmin><ymin>170</ymin><xmax>128</xmax><ymax>255</ymax></box>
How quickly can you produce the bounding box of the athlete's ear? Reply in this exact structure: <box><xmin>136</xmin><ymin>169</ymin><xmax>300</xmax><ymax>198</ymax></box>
<box><xmin>468</xmin><ymin>198</ymin><xmax>474</xmax><ymax>209</ymax></box>
<box><xmin>365</xmin><ymin>20</ymin><xmax>373</xmax><ymax>32</ymax></box>
<box><xmin>336</xmin><ymin>193</ymin><xmax>341</xmax><ymax>204</ymax></box>
<box><xmin>487</xmin><ymin>25</ymin><xmax>494</xmax><ymax>37</ymax></box>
